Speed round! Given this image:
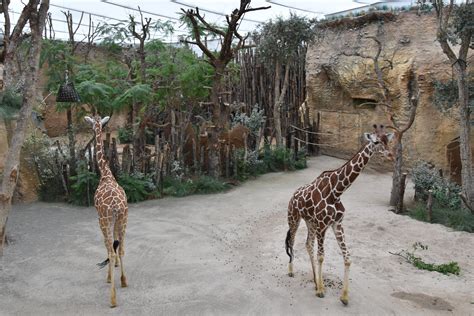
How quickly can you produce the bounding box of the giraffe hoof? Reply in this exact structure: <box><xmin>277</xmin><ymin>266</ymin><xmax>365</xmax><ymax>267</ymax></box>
<box><xmin>288</xmin><ymin>272</ymin><xmax>294</xmax><ymax>277</ymax></box>
<box><xmin>316</xmin><ymin>291</ymin><xmax>325</xmax><ymax>298</ymax></box>
<box><xmin>121</xmin><ymin>276</ymin><xmax>128</xmax><ymax>288</ymax></box>
<box><xmin>110</xmin><ymin>303</ymin><xmax>117</xmax><ymax>308</ymax></box>
<box><xmin>340</xmin><ymin>297</ymin><xmax>349</xmax><ymax>306</ymax></box>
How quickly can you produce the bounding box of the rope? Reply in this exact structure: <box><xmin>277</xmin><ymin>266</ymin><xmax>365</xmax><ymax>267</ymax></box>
<box><xmin>293</xmin><ymin>137</ymin><xmax>355</xmax><ymax>148</ymax></box>
<box><xmin>289</xmin><ymin>125</ymin><xmax>333</xmax><ymax>135</ymax></box>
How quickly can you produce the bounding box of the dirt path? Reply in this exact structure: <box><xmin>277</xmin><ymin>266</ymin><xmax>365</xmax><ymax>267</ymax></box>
<box><xmin>1</xmin><ymin>156</ymin><xmax>472</xmax><ymax>315</ymax></box>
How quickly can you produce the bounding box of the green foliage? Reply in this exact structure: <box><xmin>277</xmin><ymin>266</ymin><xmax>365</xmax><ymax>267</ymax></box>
<box><xmin>449</xmin><ymin>3</ymin><xmax>474</xmax><ymax>46</ymax></box>
<box><xmin>407</xmin><ymin>202</ymin><xmax>474</xmax><ymax>233</ymax></box>
<box><xmin>163</xmin><ymin>176</ymin><xmax>229</xmax><ymax>197</ymax></box>
<box><xmin>432</xmin><ymin>76</ymin><xmax>474</xmax><ymax>112</ymax></box>
<box><xmin>412</xmin><ymin>161</ymin><xmax>461</xmax><ymax>209</ymax></box>
<box><xmin>40</xmin><ymin>39</ymin><xmax>76</xmax><ymax>92</ymax></box>
<box><xmin>118</xmin><ymin>126</ymin><xmax>133</xmax><ymax>143</ymax></box>
<box><xmin>255</xmin><ymin>13</ymin><xmax>315</xmax><ymax>66</ymax></box>
<box><xmin>70</xmin><ymin>161</ymin><xmax>99</xmax><ymax>206</ymax></box>
<box><xmin>234</xmin><ymin>146</ymin><xmax>307</xmax><ymax>181</ymax></box>
<box><xmin>117</xmin><ymin>172</ymin><xmax>156</xmax><ymax>203</ymax></box>
<box><xmin>145</xmin><ymin>40</ymin><xmax>213</xmax><ymax>105</ymax></box>
<box><xmin>392</xmin><ymin>242</ymin><xmax>461</xmax><ymax>275</ymax></box>
<box><xmin>232</xmin><ymin>106</ymin><xmax>266</xmax><ymax>136</ymax></box>
<box><xmin>23</xmin><ymin>134</ymin><xmax>67</xmax><ymax>202</ymax></box>
<box><xmin>0</xmin><ymin>88</ymin><xmax>22</xmax><ymax>120</ymax></box>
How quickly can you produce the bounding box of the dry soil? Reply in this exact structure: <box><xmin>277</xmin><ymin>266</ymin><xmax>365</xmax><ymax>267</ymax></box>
<box><xmin>0</xmin><ymin>156</ymin><xmax>472</xmax><ymax>315</ymax></box>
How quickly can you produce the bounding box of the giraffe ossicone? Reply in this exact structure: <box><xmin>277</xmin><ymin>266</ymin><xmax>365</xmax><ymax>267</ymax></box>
<box><xmin>285</xmin><ymin>124</ymin><xmax>394</xmax><ymax>306</ymax></box>
<box><xmin>85</xmin><ymin>115</ymin><xmax>128</xmax><ymax>308</ymax></box>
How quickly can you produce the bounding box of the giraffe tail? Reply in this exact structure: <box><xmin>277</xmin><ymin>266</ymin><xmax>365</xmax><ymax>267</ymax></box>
<box><xmin>285</xmin><ymin>229</ymin><xmax>294</xmax><ymax>263</ymax></box>
<box><xmin>97</xmin><ymin>240</ymin><xmax>120</xmax><ymax>269</ymax></box>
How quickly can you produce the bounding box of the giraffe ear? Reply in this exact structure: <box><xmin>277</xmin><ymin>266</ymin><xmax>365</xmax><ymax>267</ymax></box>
<box><xmin>100</xmin><ymin>116</ymin><xmax>110</xmax><ymax>126</ymax></box>
<box><xmin>386</xmin><ymin>132</ymin><xmax>395</xmax><ymax>142</ymax></box>
<box><xmin>84</xmin><ymin>116</ymin><xmax>94</xmax><ymax>125</ymax></box>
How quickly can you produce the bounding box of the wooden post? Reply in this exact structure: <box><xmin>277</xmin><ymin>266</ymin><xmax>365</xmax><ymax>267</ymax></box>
<box><xmin>427</xmin><ymin>189</ymin><xmax>433</xmax><ymax>222</ymax></box>
<box><xmin>110</xmin><ymin>138</ymin><xmax>120</xmax><ymax>177</ymax></box>
<box><xmin>225</xmin><ymin>144</ymin><xmax>230</xmax><ymax>178</ymax></box>
<box><xmin>154</xmin><ymin>135</ymin><xmax>161</xmax><ymax>185</ymax></box>
<box><xmin>122</xmin><ymin>145</ymin><xmax>132</xmax><ymax>174</ymax></box>
<box><xmin>396</xmin><ymin>172</ymin><xmax>408</xmax><ymax>213</ymax></box>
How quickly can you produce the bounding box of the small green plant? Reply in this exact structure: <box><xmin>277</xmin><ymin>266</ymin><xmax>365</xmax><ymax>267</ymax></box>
<box><xmin>0</xmin><ymin>88</ymin><xmax>22</xmax><ymax>119</ymax></box>
<box><xmin>118</xmin><ymin>126</ymin><xmax>133</xmax><ymax>144</ymax></box>
<box><xmin>70</xmin><ymin>161</ymin><xmax>99</xmax><ymax>206</ymax></box>
<box><xmin>390</xmin><ymin>242</ymin><xmax>461</xmax><ymax>275</ymax></box>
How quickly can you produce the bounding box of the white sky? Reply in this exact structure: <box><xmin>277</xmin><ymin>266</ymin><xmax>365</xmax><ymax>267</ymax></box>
<box><xmin>2</xmin><ymin>0</ymin><xmax>373</xmax><ymax>43</ymax></box>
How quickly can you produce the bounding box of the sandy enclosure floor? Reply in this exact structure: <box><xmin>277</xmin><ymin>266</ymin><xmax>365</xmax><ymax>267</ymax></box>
<box><xmin>1</xmin><ymin>156</ymin><xmax>473</xmax><ymax>315</ymax></box>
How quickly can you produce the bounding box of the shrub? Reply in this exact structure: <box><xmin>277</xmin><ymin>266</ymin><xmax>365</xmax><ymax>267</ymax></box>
<box><xmin>412</xmin><ymin>161</ymin><xmax>461</xmax><ymax>209</ymax></box>
<box><xmin>117</xmin><ymin>172</ymin><xmax>156</xmax><ymax>203</ymax></box>
<box><xmin>163</xmin><ymin>176</ymin><xmax>229</xmax><ymax>197</ymax></box>
<box><xmin>23</xmin><ymin>134</ymin><xmax>67</xmax><ymax>202</ymax></box>
<box><xmin>118</xmin><ymin>126</ymin><xmax>133</xmax><ymax>144</ymax></box>
<box><xmin>70</xmin><ymin>161</ymin><xmax>99</xmax><ymax>206</ymax></box>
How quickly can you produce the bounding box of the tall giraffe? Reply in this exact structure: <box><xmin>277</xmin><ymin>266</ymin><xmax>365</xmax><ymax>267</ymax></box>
<box><xmin>285</xmin><ymin>124</ymin><xmax>394</xmax><ymax>305</ymax></box>
<box><xmin>84</xmin><ymin>115</ymin><xmax>128</xmax><ymax>308</ymax></box>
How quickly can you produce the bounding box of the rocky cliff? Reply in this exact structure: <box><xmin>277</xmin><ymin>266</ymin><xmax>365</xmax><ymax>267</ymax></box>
<box><xmin>306</xmin><ymin>11</ymin><xmax>473</xmax><ymax>178</ymax></box>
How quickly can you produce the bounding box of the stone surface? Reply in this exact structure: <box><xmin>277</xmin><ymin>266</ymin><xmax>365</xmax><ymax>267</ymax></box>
<box><xmin>306</xmin><ymin>11</ymin><xmax>474</xmax><ymax>175</ymax></box>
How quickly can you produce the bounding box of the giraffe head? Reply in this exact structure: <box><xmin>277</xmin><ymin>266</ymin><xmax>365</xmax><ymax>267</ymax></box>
<box><xmin>84</xmin><ymin>115</ymin><xmax>110</xmax><ymax>134</ymax></box>
<box><xmin>364</xmin><ymin>124</ymin><xmax>394</xmax><ymax>160</ymax></box>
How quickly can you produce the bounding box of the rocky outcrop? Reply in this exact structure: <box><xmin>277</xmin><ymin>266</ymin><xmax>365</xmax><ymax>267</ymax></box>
<box><xmin>306</xmin><ymin>11</ymin><xmax>474</xmax><ymax>176</ymax></box>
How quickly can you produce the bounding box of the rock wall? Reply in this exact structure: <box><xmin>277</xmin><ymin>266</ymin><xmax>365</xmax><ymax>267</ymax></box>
<box><xmin>306</xmin><ymin>11</ymin><xmax>474</xmax><ymax>176</ymax></box>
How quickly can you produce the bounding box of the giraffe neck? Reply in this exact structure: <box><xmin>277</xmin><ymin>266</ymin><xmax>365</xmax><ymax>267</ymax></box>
<box><xmin>95</xmin><ymin>127</ymin><xmax>113</xmax><ymax>179</ymax></box>
<box><xmin>332</xmin><ymin>142</ymin><xmax>376</xmax><ymax>197</ymax></box>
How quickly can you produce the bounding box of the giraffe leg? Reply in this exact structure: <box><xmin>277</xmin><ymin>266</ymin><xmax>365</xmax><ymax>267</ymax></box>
<box><xmin>118</xmin><ymin>217</ymin><xmax>128</xmax><ymax>288</ymax></box>
<box><xmin>333</xmin><ymin>222</ymin><xmax>351</xmax><ymax>306</ymax></box>
<box><xmin>304</xmin><ymin>224</ymin><xmax>317</xmax><ymax>293</ymax></box>
<box><xmin>109</xmin><ymin>252</ymin><xmax>117</xmax><ymax>308</ymax></box>
<box><xmin>99</xmin><ymin>218</ymin><xmax>117</xmax><ymax>307</ymax></box>
<box><xmin>286</xmin><ymin>207</ymin><xmax>301</xmax><ymax>277</ymax></box>
<box><xmin>316</xmin><ymin>229</ymin><xmax>327</xmax><ymax>298</ymax></box>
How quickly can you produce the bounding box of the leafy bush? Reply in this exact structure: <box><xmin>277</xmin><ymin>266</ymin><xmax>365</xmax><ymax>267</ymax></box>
<box><xmin>263</xmin><ymin>145</ymin><xmax>295</xmax><ymax>172</ymax></box>
<box><xmin>70</xmin><ymin>161</ymin><xmax>99</xmax><ymax>206</ymax></box>
<box><xmin>0</xmin><ymin>88</ymin><xmax>22</xmax><ymax>119</ymax></box>
<box><xmin>163</xmin><ymin>176</ymin><xmax>229</xmax><ymax>197</ymax></box>
<box><xmin>232</xmin><ymin>105</ymin><xmax>266</xmax><ymax>136</ymax></box>
<box><xmin>117</xmin><ymin>172</ymin><xmax>156</xmax><ymax>203</ymax></box>
<box><xmin>118</xmin><ymin>126</ymin><xmax>133</xmax><ymax>144</ymax></box>
<box><xmin>432</xmin><ymin>76</ymin><xmax>474</xmax><ymax>113</ymax></box>
<box><xmin>23</xmin><ymin>134</ymin><xmax>67</xmax><ymax>202</ymax></box>
<box><xmin>412</xmin><ymin>161</ymin><xmax>461</xmax><ymax>209</ymax></box>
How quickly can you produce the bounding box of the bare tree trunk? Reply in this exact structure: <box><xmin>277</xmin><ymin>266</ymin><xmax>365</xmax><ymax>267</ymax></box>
<box><xmin>0</xmin><ymin>0</ymin><xmax>50</xmax><ymax>254</ymax></box>
<box><xmin>455</xmin><ymin>65</ymin><xmax>473</xmax><ymax>208</ymax></box>
<box><xmin>67</xmin><ymin>108</ymin><xmax>76</xmax><ymax>177</ymax></box>
<box><xmin>273</xmin><ymin>62</ymin><xmax>290</xmax><ymax>147</ymax></box>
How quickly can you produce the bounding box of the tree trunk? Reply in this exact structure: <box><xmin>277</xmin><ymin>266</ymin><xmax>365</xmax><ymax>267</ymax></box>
<box><xmin>211</xmin><ymin>63</ymin><xmax>226</xmax><ymax>129</ymax></box>
<box><xmin>390</xmin><ymin>140</ymin><xmax>403</xmax><ymax>208</ymax></box>
<box><xmin>0</xmin><ymin>0</ymin><xmax>49</xmax><ymax>254</ymax></box>
<box><xmin>67</xmin><ymin>108</ymin><xmax>76</xmax><ymax>177</ymax></box>
<box><xmin>273</xmin><ymin>62</ymin><xmax>290</xmax><ymax>147</ymax></box>
<box><xmin>455</xmin><ymin>65</ymin><xmax>473</xmax><ymax>208</ymax></box>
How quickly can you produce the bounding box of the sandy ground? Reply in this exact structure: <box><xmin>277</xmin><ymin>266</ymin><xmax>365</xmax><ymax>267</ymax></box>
<box><xmin>1</xmin><ymin>156</ymin><xmax>473</xmax><ymax>315</ymax></box>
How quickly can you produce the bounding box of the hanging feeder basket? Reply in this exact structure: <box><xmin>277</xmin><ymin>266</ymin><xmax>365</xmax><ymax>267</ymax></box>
<box><xmin>56</xmin><ymin>70</ymin><xmax>80</xmax><ymax>102</ymax></box>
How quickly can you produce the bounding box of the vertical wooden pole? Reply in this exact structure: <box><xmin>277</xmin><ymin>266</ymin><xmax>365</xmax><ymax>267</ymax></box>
<box><xmin>396</xmin><ymin>172</ymin><xmax>408</xmax><ymax>213</ymax></box>
<box><xmin>427</xmin><ymin>189</ymin><xmax>433</xmax><ymax>223</ymax></box>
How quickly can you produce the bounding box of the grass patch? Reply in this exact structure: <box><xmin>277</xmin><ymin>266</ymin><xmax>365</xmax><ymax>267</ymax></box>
<box><xmin>407</xmin><ymin>201</ymin><xmax>474</xmax><ymax>233</ymax></box>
